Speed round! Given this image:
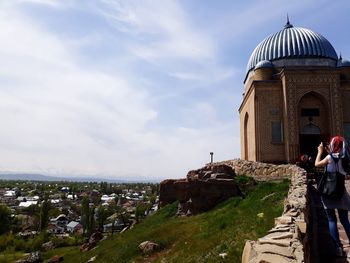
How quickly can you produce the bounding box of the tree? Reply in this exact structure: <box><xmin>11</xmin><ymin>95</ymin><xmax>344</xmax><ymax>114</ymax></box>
<box><xmin>80</xmin><ymin>197</ymin><xmax>97</xmax><ymax>236</ymax></box>
<box><xmin>96</xmin><ymin>205</ymin><xmax>112</xmax><ymax>231</ymax></box>
<box><xmin>149</xmin><ymin>193</ymin><xmax>157</xmax><ymax>205</ymax></box>
<box><xmin>23</xmin><ymin>204</ymin><xmax>39</xmax><ymax>217</ymax></box>
<box><xmin>0</xmin><ymin>204</ymin><xmax>11</xmax><ymax>235</ymax></box>
<box><xmin>39</xmin><ymin>195</ymin><xmax>50</xmax><ymax>231</ymax></box>
<box><xmin>109</xmin><ymin>213</ymin><xmax>118</xmax><ymax>236</ymax></box>
<box><xmin>100</xmin><ymin>182</ymin><xmax>108</xmax><ymax>194</ymax></box>
<box><xmin>81</xmin><ymin>197</ymin><xmax>90</xmax><ymax>236</ymax></box>
<box><xmin>108</xmin><ymin>207</ymin><xmax>129</xmax><ymax>236</ymax></box>
<box><xmin>88</xmin><ymin>206</ymin><xmax>95</xmax><ymax>236</ymax></box>
<box><xmin>135</xmin><ymin>203</ymin><xmax>149</xmax><ymax>223</ymax></box>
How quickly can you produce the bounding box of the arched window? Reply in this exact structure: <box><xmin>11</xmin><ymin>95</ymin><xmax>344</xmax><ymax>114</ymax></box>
<box><xmin>244</xmin><ymin>113</ymin><xmax>249</xmax><ymax>159</ymax></box>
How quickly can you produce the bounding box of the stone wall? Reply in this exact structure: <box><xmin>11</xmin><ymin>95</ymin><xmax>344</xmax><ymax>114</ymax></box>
<box><xmin>218</xmin><ymin>159</ymin><xmax>297</xmax><ymax>181</ymax></box>
<box><xmin>219</xmin><ymin>159</ymin><xmax>307</xmax><ymax>263</ymax></box>
<box><xmin>160</xmin><ymin>158</ymin><xmax>330</xmax><ymax>262</ymax></box>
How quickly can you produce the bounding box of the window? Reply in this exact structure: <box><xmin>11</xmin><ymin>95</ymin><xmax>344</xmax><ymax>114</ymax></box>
<box><xmin>344</xmin><ymin>123</ymin><xmax>350</xmax><ymax>143</ymax></box>
<box><xmin>301</xmin><ymin>108</ymin><xmax>320</xmax><ymax>117</ymax></box>
<box><xmin>271</xmin><ymin>122</ymin><xmax>283</xmax><ymax>143</ymax></box>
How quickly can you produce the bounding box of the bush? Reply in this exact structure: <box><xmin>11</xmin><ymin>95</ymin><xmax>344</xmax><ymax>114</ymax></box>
<box><xmin>234</xmin><ymin>175</ymin><xmax>257</xmax><ymax>194</ymax></box>
<box><xmin>25</xmin><ymin>234</ymin><xmax>44</xmax><ymax>252</ymax></box>
<box><xmin>52</xmin><ymin>234</ymin><xmax>84</xmax><ymax>248</ymax></box>
<box><xmin>0</xmin><ymin>205</ymin><xmax>11</xmax><ymax>235</ymax></box>
<box><xmin>0</xmin><ymin>233</ymin><xmax>14</xmax><ymax>251</ymax></box>
<box><xmin>234</xmin><ymin>175</ymin><xmax>255</xmax><ymax>185</ymax></box>
<box><xmin>14</xmin><ymin>233</ymin><xmax>48</xmax><ymax>252</ymax></box>
<box><xmin>13</xmin><ymin>237</ymin><xmax>26</xmax><ymax>251</ymax></box>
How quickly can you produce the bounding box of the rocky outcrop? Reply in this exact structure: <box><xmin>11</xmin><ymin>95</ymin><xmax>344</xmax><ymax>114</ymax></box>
<box><xmin>47</xmin><ymin>255</ymin><xmax>63</xmax><ymax>263</ymax></box>
<box><xmin>42</xmin><ymin>241</ymin><xmax>55</xmax><ymax>251</ymax></box>
<box><xmin>138</xmin><ymin>241</ymin><xmax>159</xmax><ymax>254</ymax></box>
<box><xmin>80</xmin><ymin>232</ymin><xmax>103</xmax><ymax>252</ymax></box>
<box><xmin>87</xmin><ymin>256</ymin><xmax>97</xmax><ymax>262</ymax></box>
<box><xmin>159</xmin><ymin>159</ymin><xmax>300</xmax><ymax>216</ymax></box>
<box><xmin>16</xmin><ymin>251</ymin><xmax>42</xmax><ymax>263</ymax></box>
<box><xmin>159</xmin><ymin>164</ymin><xmax>242</xmax><ymax>215</ymax></box>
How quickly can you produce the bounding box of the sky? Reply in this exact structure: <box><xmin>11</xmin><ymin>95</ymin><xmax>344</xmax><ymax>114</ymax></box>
<box><xmin>0</xmin><ymin>0</ymin><xmax>350</xmax><ymax>181</ymax></box>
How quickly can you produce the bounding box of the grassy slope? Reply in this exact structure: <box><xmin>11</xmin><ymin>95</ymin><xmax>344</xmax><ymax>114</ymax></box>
<box><xmin>41</xmin><ymin>180</ymin><xmax>289</xmax><ymax>263</ymax></box>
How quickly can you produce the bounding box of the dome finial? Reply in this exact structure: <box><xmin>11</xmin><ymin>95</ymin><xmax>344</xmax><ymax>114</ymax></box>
<box><xmin>284</xmin><ymin>14</ymin><xmax>293</xmax><ymax>29</ymax></box>
<box><xmin>337</xmin><ymin>53</ymin><xmax>343</xmax><ymax>67</ymax></box>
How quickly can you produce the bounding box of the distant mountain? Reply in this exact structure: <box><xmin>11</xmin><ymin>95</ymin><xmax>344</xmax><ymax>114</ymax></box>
<box><xmin>0</xmin><ymin>173</ymin><xmax>160</xmax><ymax>183</ymax></box>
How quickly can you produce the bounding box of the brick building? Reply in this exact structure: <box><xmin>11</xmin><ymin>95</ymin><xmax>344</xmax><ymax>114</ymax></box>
<box><xmin>239</xmin><ymin>19</ymin><xmax>350</xmax><ymax>163</ymax></box>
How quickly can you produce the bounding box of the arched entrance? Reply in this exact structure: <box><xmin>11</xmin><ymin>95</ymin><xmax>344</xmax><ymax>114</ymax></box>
<box><xmin>298</xmin><ymin>92</ymin><xmax>330</xmax><ymax>159</ymax></box>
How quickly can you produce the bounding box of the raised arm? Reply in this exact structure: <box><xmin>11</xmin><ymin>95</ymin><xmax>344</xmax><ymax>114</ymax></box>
<box><xmin>315</xmin><ymin>142</ymin><xmax>329</xmax><ymax>167</ymax></box>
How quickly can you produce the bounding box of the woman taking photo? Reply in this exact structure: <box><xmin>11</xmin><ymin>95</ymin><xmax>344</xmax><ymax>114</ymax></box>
<box><xmin>315</xmin><ymin>135</ymin><xmax>350</xmax><ymax>257</ymax></box>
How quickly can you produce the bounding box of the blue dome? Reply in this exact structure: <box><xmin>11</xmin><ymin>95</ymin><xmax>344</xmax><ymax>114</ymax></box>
<box><xmin>255</xmin><ymin>60</ymin><xmax>274</xmax><ymax>69</ymax></box>
<box><xmin>246</xmin><ymin>22</ymin><xmax>338</xmax><ymax>74</ymax></box>
<box><xmin>342</xmin><ymin>60</ymin><xmax>350</xmax><ymax>67</ymax></box>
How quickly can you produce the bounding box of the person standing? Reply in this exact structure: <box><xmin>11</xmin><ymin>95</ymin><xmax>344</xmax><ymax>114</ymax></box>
<box><xmin>315</xmin><ymin>136</ymin><xmax>350</xmax><ymax>257</ymax></box>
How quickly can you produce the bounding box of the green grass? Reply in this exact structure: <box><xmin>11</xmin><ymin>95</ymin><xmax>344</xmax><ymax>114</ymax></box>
<box><xmin>37</xmin><ymin>179</ymin><xmax>289</xmax><ymax>263</ymax></box>
<box><xmin>0</xmin><ymin>251</ymin><xmax>26</xmax><ymax>263</ymax></box>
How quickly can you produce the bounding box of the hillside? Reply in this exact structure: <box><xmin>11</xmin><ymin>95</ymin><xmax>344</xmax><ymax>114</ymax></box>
<box><xmin>40</xmin><ymin>179</ymin><xmax>289</xmax><ymax>263</ymax></box>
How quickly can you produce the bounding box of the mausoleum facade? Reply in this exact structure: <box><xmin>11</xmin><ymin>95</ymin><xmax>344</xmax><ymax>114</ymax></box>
<box><xmin>239</xmin><ymin>19</ymin><xmax>350</xmax><ymax>163</ymax></box>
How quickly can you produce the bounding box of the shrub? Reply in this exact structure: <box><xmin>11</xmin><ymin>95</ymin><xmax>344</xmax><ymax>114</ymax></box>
<box><xmin>234</xmin><ymin>175</ymin><xmax>257</xmax><ymax>194</ymax></box>
<box><xmin>52</xmin><ymin>234</ymin><xmax>83</xmax><ymax>248</ymax></box>
<box><xmin>19</xmin><ymin>233</ymin><xmax>48</xmax><ymax>252</ymax></box>
<box><xmin>13</xmin><ymin>237</ymin><xmax>26</xmax><ymax>251</ymax></box>
<box><xmin>0</xmin><ymin>233</ymin><xmax>14</xmax><ymax>251</ymax></box>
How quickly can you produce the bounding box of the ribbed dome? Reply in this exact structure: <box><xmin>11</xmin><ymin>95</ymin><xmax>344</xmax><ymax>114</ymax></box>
<box><xmin>246</xmin><ymin>21</ymin><xmax>338</xmax><ymax>74</ymax></box>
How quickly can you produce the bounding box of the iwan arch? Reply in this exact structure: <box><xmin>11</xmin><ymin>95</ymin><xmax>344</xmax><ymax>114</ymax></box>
<box><xmin>239</xmin><ymin>19</ymin><xmax>350</xmax><ymax>163</ymax></box>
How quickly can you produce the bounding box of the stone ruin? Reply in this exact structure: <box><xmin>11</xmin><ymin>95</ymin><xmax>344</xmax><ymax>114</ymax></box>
<box><xmin>159</xmin><ymin>158</ymin><xmax>309</xmax><ymax>262</ymax></box>
<box><xmin>159</xmin><ymin>159</ymin><xmax>295</xmax><ymax>216</ymax></box>
<box><xmin>159</xmin><ymin>163</ymin><xmax>242</xmax><ymax>216</ymax></box>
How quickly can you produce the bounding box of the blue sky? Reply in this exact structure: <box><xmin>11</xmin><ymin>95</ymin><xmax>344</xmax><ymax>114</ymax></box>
<box><xmin>0</xmin><ymin>0</ymin><xmax>349</xmax><ymax>180</ymax></box>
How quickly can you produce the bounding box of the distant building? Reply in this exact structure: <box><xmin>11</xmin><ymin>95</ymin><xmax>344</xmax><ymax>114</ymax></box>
<box><xmin>103</xmin><ymin>221</ymin><xmax>125</xmax><ymax>233</ymax></box>
<box><xmin>19</xmin><ymin>201</ymin><xmax>38</xmax><ymax>208</ymax></box>
<box><xmin>61</xmin><ymin>187</ymin><xmax>69</xmax><ymax>192</ymax></box>
<box><xmin>101</xmin><ymin>194</ymin><xmax>114</xmax><ymax>203</ymax></box>
<box><xmin>240</xmin><ymin>19</ymin><xmax>350</xmax><ymax>162</ymax></box>
<box><xmin>50</xmin><ymin>199</ymin><xmax>60</xmax><ymax>205</ymax></box>
<box><xmin>66</xmin><ymin>221</ymin><xmax>82</xmax><ymax>233</ymax></box>
<box><xmin>4</xmin><ymin>190</ymin><xmax>16</xmax><ymax>197</ymax></box>
<box><xmin>48</xmin><ymin>214</ymin><xmax>69</xmax><ymax>233</ymax></box>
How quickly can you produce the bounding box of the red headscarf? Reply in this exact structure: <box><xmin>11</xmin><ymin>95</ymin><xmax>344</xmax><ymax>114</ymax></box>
<box><xmin>329</xmin><ymin>136</ymin><xmax>348</xmax><ymax>159</ymax></box>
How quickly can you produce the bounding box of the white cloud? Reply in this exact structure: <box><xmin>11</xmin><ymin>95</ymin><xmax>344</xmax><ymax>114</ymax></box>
<box><xmin>98</xmin><ymin>0</ymin><xmax>235</xmax><ymax>86</ymax></box>
<box><xmin>100</xmin><ymin>0</ymin><xmax>215</xmax><ymax>60</ymax></box>
<box><xmin>0</xmin><ymin>1</ymin><xmax>241</xmax><ymax>180</ymax></box>
<box><xmin>168</xmin><ymin>68</ymin><xmax>236</xmax><ymax>83</ymax></box>
<box><xmin>0</xmin><ymin>5</ymin><xmax>158</xmax><ymax>174</ymax></box>
<box><xmin>17</xmin><ymin>0</ymin><xmax>67</xmax><ymax>8</ymax></box>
